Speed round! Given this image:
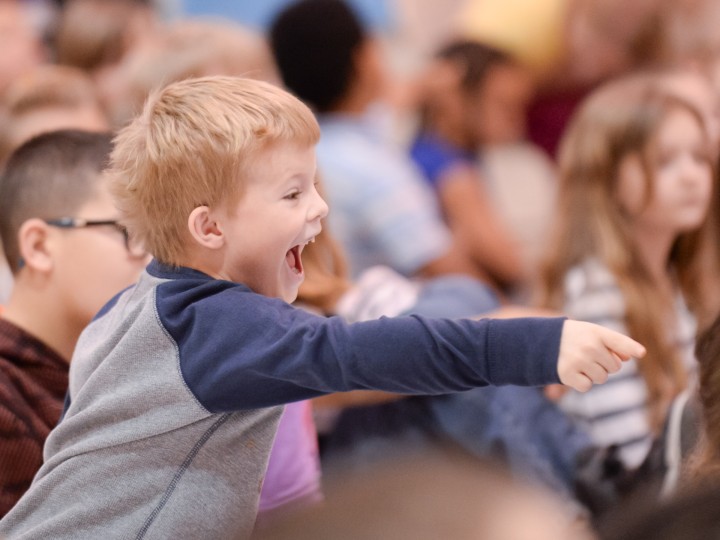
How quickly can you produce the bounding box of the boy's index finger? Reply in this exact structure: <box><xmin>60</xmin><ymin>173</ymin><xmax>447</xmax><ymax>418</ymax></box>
<box><xmin>599</xmin><ymin>326</ymin><xmax>646</xmax><ymax>361</ymax></box>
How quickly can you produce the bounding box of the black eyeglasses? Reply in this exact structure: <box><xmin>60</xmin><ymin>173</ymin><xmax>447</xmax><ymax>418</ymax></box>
<box><xmin>44</xmin><ymin>218</ymin><xmax>146</xmax><ymax>258</ymax></box>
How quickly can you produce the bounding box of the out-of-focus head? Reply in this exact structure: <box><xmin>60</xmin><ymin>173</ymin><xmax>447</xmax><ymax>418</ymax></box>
<box><xmin>157</xmin><ymin>19</ymin><xmax>279</xmax><ymax>83</ymax></box>
<box><xmin>421</xmin><ymin>39</ymin><xmax>534</xmax><ymax>147</ymax></box>
<box><xmin>0</xmin><ymin>64</ymin><xmax>109</xmax><ymax>165</ymax></box>
<box><xmin>556</xmin><ymin>73</ymin><xmax>713</xmax><ymax>245</ymax></box>
<box><xmin>54</xmin><ymin>0</ymin><xmax>156</xmax><ymax>73</ymax></box>
<box><xmin>254</xmin><ymin>449</ymin><xmax>585</xmax><ymax>540</ymax></box>
<box><xmin>560</xmin><ymin>0</ymin><xmax>663</xmax><ymax>86</ymax></box>
<box><xmin>97</xmin><ymin>19</ymin><xmax>280</xmax><ymax>128</ymax></box>
<box><xmin>550</xmin><ymin>72</ymin><xmax>715</xmax><ymax>285</ymax></box>
<box><xmin>656</xmin><ymin>0</ymin><xmax>720</xmax><ymax>71</ymax></box>
<box><xmin>269</xmin><ymin>0</ymin><xmax>369</xmax><ymax>113</ymax></box>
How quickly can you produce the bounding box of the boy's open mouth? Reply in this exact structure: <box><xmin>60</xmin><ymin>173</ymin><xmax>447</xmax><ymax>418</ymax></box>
<box><xmin>286</xmin><ymin>238</ymin><xmax>315</xmax><ymax>275</ymax></box>
<box><xmin>286</xmin><ymin>246</ymin><xmax>303</xmax><ymax>275</ymax></box>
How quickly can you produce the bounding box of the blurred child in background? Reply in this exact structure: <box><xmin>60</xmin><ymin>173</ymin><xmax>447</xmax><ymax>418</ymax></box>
<box><xmin>411</xmin><ymin>39</ymin><xmax>554</xmax><ymax>296</ymax></box>
<box><xmin>536</xmin><ymin>73</ymin><xmax>718</xmax><ymax>469</ymax></box>
<box><xmin>0</xmin><ymin>130</ymin><xmax>148</xmax><ymax>515</ymax></box>
<box><xmin>0</xmin><ymin>65</ymin><xmax>108</xmax><ymax>165</ymax></box>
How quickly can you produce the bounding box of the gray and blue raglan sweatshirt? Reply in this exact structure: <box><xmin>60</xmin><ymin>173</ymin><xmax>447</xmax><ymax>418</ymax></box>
<box><xmin>0</xmin><ymin>260</ymin><xmax>564</xmax><ymax>539</ymax></box>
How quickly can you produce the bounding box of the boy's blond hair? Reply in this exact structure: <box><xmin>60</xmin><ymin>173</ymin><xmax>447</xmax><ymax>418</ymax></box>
<box><xmin>107</xmin><ymin>76</ymin><xmax>320</xmax><ymax>266</ymax></box>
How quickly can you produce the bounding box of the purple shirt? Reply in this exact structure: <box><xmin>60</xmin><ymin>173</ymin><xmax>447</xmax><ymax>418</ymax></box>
<box><xmin>258</xmin><ymin>401</ymin><xmax>321</xmax><ymax>513</ymax></box>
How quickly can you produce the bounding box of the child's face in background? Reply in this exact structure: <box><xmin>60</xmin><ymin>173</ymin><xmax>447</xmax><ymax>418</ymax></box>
<box><xmin>219</xmin><ymin>142</ymin><xmax>328</xmax><ymax>302</ymax></box>
<box><xmin>54</xmin><ymin>184</ymin><xmax>149</xmax><ymax>327</ymax></box>
<box><xmin>462</xmin><ymin>63</ymin><xmax>534</xmax><ymax>146</ymax></box>
<box><xmin>617</xmin><ymin>107</ymin><xmax>713</xmax><ymax>237</ymax></box>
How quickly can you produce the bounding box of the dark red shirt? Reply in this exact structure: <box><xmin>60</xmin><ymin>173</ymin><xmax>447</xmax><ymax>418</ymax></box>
<box><xmin>0</xmin><ymin>317</ymin><xmax>67</xmax><ymax>516</ymax></box>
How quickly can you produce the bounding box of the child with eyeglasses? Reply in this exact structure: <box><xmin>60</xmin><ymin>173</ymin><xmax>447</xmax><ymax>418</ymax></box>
<box><xmin>0</xmin><ymin>77</ymin><xmax>645</xmax><ymax>539</ymax></box>
<box><xmin>0</xmin><ymin>129</ymin><xmax>149</xmax><ymax>516</ymax></box>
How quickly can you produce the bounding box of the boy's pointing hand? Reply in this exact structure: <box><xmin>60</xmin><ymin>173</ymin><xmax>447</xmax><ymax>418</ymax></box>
<box><xmin>557</xmin><ymin>320</ymin><xmax>646</xmax><ymax>393</ymax></box>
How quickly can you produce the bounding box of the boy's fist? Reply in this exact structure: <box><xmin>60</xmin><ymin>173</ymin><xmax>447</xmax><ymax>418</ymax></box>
<box><xmin>557</xmin><ymin>320</ymin><xmax>646</xmax><ymax>392</ymax></box>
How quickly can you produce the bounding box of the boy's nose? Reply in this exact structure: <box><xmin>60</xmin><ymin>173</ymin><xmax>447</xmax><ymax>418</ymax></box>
<box><xmin>311</xmin><ymin>191</ymin><xmax>329</xmax><ymax>221</ymax></box>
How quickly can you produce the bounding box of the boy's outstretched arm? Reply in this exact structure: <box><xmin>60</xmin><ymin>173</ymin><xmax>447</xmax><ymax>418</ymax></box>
<box><xmin>557</xmin><ymin>320</ymin><xmax>646</xmax><ymax>392</ymax></box>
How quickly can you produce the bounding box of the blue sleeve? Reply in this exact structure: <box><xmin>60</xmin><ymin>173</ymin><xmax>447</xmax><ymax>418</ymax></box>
<box><xmin>157</xmin><ymin>280</ymin><xmax>563</xmax><ymax>412</ymax></box>
<box><xmin>410</xmin><ymin>133</ymin><xmax>476</xmax><ymax>189</ymax></box>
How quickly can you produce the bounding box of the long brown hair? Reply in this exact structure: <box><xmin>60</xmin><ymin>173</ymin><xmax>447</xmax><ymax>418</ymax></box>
<box><xmin>536</xmin><ymin>73</ymin><xmax>717</xmax><ymax>431</ymax></box>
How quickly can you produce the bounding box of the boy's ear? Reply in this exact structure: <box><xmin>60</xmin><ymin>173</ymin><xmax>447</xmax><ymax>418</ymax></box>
<box><xmin>17</xmin><ymin>218</ymin><xmax>54</xmax><ymax>273</ymax></box>
<box><xmin>187</xmin><ymin>206</ymin><xmax>225</xmax><ymax>250</ymax></box>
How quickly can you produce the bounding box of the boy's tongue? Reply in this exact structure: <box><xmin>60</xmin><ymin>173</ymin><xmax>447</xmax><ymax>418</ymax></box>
<box><xmin>286</xmin><ymin>246</ymin><xmax>302</xmax><ymax>274</ymax></box>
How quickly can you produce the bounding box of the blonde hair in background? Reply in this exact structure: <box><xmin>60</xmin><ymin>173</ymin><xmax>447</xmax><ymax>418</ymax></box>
<box><xmin>0</xmin><ymin>64</ymin><xmax>106</xmax><ymax>163</ymax></box>
<box><xmin>2</xmin><ymin>65</ymin><xmax>102</xmax><ymax>117</ymax></box>
<box><xmin>55</xmin><ymin>0</ymin><xmax>155</xmax><ymax>72</ymax></box>
<box><xmin>104</xmin><ymin>19</ymin><xmax>280</xmax><ymax>127</ymax></box>
<box><xmin>536</xmin><ymin>73</ymin><xmax>717</xmax><ymax>431</ymax></box>
<box><xmin>107</xmin><ymin>76</ymin><xmax>320</xmax><ymax>266</ymax></box>
<box><xmin>159</xmin><ymin>19</ymin><xmax>279</xmax><ymax>84</ymax></box>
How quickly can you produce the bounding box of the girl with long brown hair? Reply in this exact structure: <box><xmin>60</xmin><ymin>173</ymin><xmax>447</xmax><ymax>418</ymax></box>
<box><xmin>536</xmin><ymin>73</ymin><xmax>717</xmax><ymax>468</ymax></box>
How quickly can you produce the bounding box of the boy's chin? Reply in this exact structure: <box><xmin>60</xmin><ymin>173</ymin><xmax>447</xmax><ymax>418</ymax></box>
<box><xmin>284</xmin><ymin>290</ymin><xmax>300</xmax><ymax>304</ymax></box>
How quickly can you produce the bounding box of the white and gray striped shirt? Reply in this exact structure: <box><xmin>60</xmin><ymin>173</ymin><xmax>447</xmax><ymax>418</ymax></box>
<box><xmin>558</xmin><ymin>258</ymin><xmax>697</xmax><ymax>468</ymax></box>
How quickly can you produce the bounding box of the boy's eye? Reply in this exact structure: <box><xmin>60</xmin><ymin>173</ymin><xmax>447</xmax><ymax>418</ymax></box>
<box><xmin>284</xmin><ymin>190</ymin><xmax>301</xmax><ymax>200</ymax></box>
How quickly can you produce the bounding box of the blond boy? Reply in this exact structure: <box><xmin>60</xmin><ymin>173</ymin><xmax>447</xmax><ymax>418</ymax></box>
<box><xmin>0</xmin><ymin>77</ymin><xmax>644</xmax><ymax>539</ymax></box>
